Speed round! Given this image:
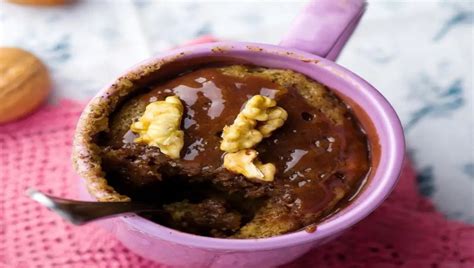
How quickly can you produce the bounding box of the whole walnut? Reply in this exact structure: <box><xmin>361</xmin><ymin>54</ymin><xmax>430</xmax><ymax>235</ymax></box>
<box><xmin>7</xmin><ymin>0</ymin><xmax>68</xmax><ymax>5</ymax></box>
<box><xmin>0</xmin><ymin>47</ymin><xmax>51</xmax><ymax>124</ymax></box>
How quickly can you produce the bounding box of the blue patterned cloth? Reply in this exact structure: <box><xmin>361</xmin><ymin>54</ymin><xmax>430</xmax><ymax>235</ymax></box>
<box><xmin>0</xmin><ymin>0</ymin><xmax>472</xmax><ymax>222</ymax></box>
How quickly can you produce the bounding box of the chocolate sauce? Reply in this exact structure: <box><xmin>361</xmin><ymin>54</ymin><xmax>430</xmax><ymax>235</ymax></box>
<box><xmin>304</xmin><ymin>224</ymin><xmax>318</xmax><ymax>233</ymax></box>
<box><xmin>126</xmin><ymin>67</ymin><xmax>370</xmax><ymax>216</ymax></box>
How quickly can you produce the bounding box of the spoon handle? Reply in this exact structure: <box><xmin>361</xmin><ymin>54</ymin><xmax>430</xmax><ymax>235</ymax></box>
<box><xmin>27</xmin><ymin>188</ymin><xmax>159</xmax><ymax>225</ymax></box>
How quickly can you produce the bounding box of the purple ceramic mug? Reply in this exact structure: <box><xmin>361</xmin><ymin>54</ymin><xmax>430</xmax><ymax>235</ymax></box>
<box><xmin>75</xmin><ymin>0</ymin><xmax>404</xmax><ymax>267</ymax></box>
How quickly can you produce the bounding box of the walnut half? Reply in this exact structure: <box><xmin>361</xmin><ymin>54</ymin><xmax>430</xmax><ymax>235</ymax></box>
<box><xmin>130</xmin><ymin>95</ymin><xmax>184</xmax><ymax>159</ymax></box>
<box><xmin>221</xmin><ymin>95</ymin><xmax>287</xmax><ymax>182</ymax></box>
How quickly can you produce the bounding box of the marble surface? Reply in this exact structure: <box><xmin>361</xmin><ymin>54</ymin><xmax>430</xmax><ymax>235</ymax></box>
<box><xmin>0</xmin><ymin>0</ymin><xmax>472</xmax><ymax>223</ymax></box>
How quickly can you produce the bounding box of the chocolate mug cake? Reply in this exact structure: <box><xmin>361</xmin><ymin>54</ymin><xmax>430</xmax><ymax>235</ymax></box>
<box><xmin>73</xmin><ymin>64</ymin><xmax>370</xmax><ymax>238</ymax></box>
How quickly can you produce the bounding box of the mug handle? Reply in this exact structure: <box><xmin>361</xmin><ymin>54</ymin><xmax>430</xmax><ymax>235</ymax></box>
<box><xmin>279</xmin><ymin>0</ymin><xmax>366</xmax><ymax>61</ymax></box>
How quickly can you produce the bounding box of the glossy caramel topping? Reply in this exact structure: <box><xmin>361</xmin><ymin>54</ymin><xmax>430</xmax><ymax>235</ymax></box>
<box><xmin>126</xmin><ymin>66</ymin><xmax>369</xmax><ymax>216</ymax></box>
<box><xmin>136</xmin><ymin>68</ymin><xmax>289</xmax><ymax>169</ymax></box>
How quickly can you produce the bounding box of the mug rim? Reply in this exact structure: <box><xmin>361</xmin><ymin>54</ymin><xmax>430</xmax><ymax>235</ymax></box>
<box><xmin>79</xmin><ymin>41</ymin><xmax>405</xmax><ymax>251</ymax></box>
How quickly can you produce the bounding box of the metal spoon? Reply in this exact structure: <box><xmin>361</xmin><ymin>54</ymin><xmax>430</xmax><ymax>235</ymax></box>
<box><xmin>27</xmin><ymin>188</ymin><xmax>162</xmax><ymax>225</ymax></box>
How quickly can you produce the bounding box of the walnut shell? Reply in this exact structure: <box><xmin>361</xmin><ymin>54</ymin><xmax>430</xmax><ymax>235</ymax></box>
<box><xmin>0</xmin><ymin>47</ymin><xmax>51</xmax><ymax>124</ymax></box>
<box><xmin>7</xmin><ymin>0</ymin><xmax>68</xmax><ymax>6</ymax></box>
